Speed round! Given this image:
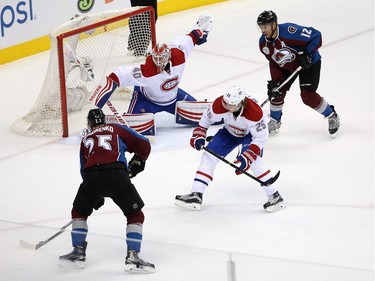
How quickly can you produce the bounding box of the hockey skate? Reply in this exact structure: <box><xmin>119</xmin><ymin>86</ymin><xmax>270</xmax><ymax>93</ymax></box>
<box><xmin>326</xmin><ymin>105</ymin><xmax>340</xmax><ymax>137</ymax></box>
<box><xmin>268</xmin><ymin>117</ymin><xmax>281</xmax><ymax>135</ymax></box>
<box><xmin>175</xmin><ymin>192</ymin><xmax>203</xmax><ymax>210</ymax></box>
<box><xmin>59</xmin><ymin>241</ymin><xmax>87</xmax><ymax>269</ymax></box>
<box><xmin>124</xmin><ymin>250</ymin><xmax>155</xmax><ymax>273</ymax></box>
<box><xmin>263</xmin><ymin>191</ymin><xmax>286</xmax><ymax>213</ymax></box>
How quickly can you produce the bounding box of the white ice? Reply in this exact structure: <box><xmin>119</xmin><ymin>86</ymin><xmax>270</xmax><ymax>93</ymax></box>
<box><xmin>0</xmin><ymin>0</ymin><xmax>373</xmax><ymax>280</ymax></box>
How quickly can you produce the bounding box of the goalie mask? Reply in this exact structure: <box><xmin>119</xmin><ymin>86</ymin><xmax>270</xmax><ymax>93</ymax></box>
<box><xmin>87</xmin><ymin>108</ymin><xmax>106</xmax><ymax>129</ymax></box>
<box><xmin>152</xmin><ymin>43</ymin><xmax>171</xmax><ymax>73</ymax></box>
<box><xmin>222</xmin><ymin>85</ymin><xmax>246</xmax><ymax>112</ymax></box>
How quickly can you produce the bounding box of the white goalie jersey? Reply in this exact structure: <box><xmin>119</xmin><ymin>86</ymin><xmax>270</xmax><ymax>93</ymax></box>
<box><xmin>112</xmin><ymin>34</ymin><xmax>196</xmax><ymax>106</ymax></box>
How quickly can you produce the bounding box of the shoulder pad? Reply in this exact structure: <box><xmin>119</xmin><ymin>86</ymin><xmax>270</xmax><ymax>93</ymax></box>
<box><xmin>212</xmin><ymin>96</ymin><xmax>228</xmax><ymax>114</ymax></box>
<box><xmin>141</xmin><ymin>56</ymin><xmax>158</xmax><ymax>77</ymax></box>
<box><xmin>242</xmin><ymin>98</ymin><xmax>263</xmax><ymax>121</ymax></box>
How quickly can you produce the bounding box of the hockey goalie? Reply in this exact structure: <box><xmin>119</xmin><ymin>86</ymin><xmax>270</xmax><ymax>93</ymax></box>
<box><xmin>90</xmin><ymin>14</ymin><xmax>219</xmax><ymax>135</ymax></box>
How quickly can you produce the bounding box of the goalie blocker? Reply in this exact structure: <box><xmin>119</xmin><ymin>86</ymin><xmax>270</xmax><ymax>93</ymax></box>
<box><xmin>176</xmin><ymin>101</ymin><xmax>223</xmax><ymax>125</ymax></box>
<box><xmin>105</xmin><ymin>113</ymin><xmax>155</xmax><ymax>136</ymax></box>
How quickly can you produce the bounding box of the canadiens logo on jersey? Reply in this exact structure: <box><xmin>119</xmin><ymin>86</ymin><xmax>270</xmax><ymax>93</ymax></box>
<box><xmin>271</xmin><ymin>46</ymin><xmax>296</xmax><ymax>67</ymax></box>
<box><xmin>228</xmin><ymin>124</ymin><xmax>246</xmax><ymax>137</ymax></box>
<box><xmin>161</xmin><ymin>76</ymin><xmax>179</xmax><ymax>91</ymax></box>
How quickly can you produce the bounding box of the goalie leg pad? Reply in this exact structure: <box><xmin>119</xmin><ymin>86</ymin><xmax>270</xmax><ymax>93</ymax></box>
<box><xmin>106</xmin><ymin>113</ymin><xmax>155</xmax><ymax>136</ymax></box>
<box><xmin>176</xmin><ymin>101</ymin><xmax>223</xmax><ymax>125</ymax></box>
<box><xmin>176</xmin><ymin>101</ymin><xmax>210</xmax><ymax>125</ymax></box>
<box><xmin>67</xmin><ymin>86</ymin><xmax>90</xmax><ymax>112</ymax></box>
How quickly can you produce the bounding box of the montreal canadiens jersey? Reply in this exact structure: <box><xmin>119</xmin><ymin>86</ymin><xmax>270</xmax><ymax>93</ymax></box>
<box><xmin>113</xmin><ymin>34</ymin><xmax>196</xmax><ymax>106</ymax></box>
<box><xmin>79</xmin><ymin>124</ymin><xmax>150</xmax><ymax>176</ymax></box>
<box><xmin>199</xmin><ymin>96</ymin><xmax>269</xmax><ymax>152</ymax></box>
<box><xmin>259</xmin><ymin>22</ymin><xmax>322</xmax><ymax>73</ymax></box>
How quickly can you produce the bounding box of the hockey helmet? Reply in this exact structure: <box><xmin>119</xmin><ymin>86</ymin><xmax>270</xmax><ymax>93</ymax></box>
<box><xmin>222</xmin><ymin>85</ymin><xmax>246</xmax><ymax>112</ymax></box>
<box><xmin>87</xmin><ymin>108</ymin><xmax>106</xmax><ymax>129</ymax></box>
<box><xmin>257</xmin><ymin>10</ymin><xmax>277</xmax><ymax>25</ymax></box>
<box><xmin>152</xmin><ymin>43</ymin><xmax>171</xmax><ymax>73</ymax></box>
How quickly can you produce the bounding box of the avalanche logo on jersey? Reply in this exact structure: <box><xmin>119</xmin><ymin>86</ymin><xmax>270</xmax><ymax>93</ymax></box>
<box><xmin>271</xmin><ymin>46</ymin><xmax>296</xmax><ymax>67</ymax></box>
<box><xmin>161</xmin><ymin>76</ymin><xmax>179</xmax><ymax>91</ymax></box>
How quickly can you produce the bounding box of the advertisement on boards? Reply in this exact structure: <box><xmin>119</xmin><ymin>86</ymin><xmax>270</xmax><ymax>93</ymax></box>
<box><xmin>0</xmin><ymin>0</ymin><xmax>131</xmax><ymax>49</ymax></box>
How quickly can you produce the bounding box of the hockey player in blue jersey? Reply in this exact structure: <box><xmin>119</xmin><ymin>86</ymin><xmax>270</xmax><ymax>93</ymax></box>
<box><xmin>257</xmin><ymin>10</ymin><xmax>340</xmax><ymax>137</ymax></box>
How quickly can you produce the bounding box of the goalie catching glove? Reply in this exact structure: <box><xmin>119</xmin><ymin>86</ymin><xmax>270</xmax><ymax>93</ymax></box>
<box><xmin>190</xmin><ymin>126</ymin><xmax>207</xmax><ymax>151</ymax></box>
<box><xmin>190</xmin><ymin>14</ymin><xmax>213</xmax><ymax>45</ymax></box>
<box><xmin>89</xmin><ymin>72</ymin><xmax>120</xmax><ymax>108</ymax></box>
<box><xmin>234</xmin><ymin>144</ymin><xmax>260</xmax><ymax>175</ymax></box>
<box><xmin>128</xmin><ymin>154</ymin><xmax>146</xmax><ymax>178</ymax></box>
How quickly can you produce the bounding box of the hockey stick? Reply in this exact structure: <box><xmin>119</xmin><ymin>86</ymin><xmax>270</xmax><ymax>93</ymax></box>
<box><xmin>260</xmin><ymin>66</ymin><xmax>302</xmax><ymax>108</ymax></box>
<box><xmin>19</xmin><ymin>219</ymin><xmax>74</xmax><ymax>250</ymax></box>
<box><xmin>202</xmin><ymin>146</ymin><xmax>280</xmax><ymax>186</ymax></box>
<box><xmin>64</xmin><ymin>43</ymin><xmax>129</xmax><ymax>127</ymax></box>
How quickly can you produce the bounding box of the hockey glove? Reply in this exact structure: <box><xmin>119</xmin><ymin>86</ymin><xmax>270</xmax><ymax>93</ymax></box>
<box><xmin>128</xmin><ymin>154</ymin><xmax>146</xmax><ymax>178</ymax></box>
<box><xmin>191</xmin><ymin>14</ymin><xmax>213</xmax><ymax>45</ymax></box>
<box><xmin>191</xmin><ymin>29</ymin><xmax>208</xmax><ymax>45</ymax></box>
<box><xmin>194</xmin><ymin>14</ymin><xmax>213</xmax><ymax>33</ymax></box>
<box><xmin>298</xmin><ymin>50</ymin><xmax>312</xmax><ymax>69</ymax></box>
<box><xmin>234</xmin><ymin>144</ymin><xmax>260</xmax><ymax>175</ymax></box>
<box><xmin>89</xmin><ymin>72</ymin><xmax>120</xmax><ymax>108</ymax></box>
<box><xmin>190</xmin><ymin>126</ymin><xmax>207</xmax><ymax>150</ymax></box>
<box><xmin>267</xmin><ymin>80</ymin><xmax>282</xmax><ymax>100</ymax></box>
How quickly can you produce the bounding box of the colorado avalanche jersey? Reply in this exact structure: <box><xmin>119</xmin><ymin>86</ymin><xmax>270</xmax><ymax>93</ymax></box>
<box><xmin>199</xmin><ymin>96</ymin><xmax>269</xmax><ymax>153</ymax></box>
<box><xmin>259</xmin><ymin>22</ymin><xmax>322</xmax><ymax>74</ymax></box>
<box><xmin>113</xmin><ymin>34</ymin><xmax>196</xmax><ymax>106</ymax></box>
<box><xmin>80</xmin><ymin>124</ymin><xmax>150</xmax><ymax>176</ymax></box>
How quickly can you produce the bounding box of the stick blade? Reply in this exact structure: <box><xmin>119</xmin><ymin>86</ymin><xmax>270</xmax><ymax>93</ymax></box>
<box><xmin>19</xmin><ymin>239</ymin><xmax>37</xmax><ymax>250</ymax></box>
<box><xmin>264</xmin><ymin>170</ymin><xmax>281</xmax><ymax>186</ymax></box>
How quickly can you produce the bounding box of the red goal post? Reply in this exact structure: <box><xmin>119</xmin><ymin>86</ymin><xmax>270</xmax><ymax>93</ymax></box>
<box><xmin>12</xmin><ymin>6</ymin><xmax>156</xmax><ymax>137</ymax></box>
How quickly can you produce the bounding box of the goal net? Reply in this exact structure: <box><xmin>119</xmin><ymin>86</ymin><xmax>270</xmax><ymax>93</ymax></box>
<box><xmin>12</xmin><ymin>6</ymin><xmax>156</xmax><ymax>137</ymax></box>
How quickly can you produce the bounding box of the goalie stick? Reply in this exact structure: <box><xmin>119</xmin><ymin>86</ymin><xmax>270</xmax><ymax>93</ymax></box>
<box><xmin>260</xmin><ymin>66</ymin><xmax>302</xmax><ymax>108</ymax></box>
<box><xmin>64</xmin><ymin>43</ymin><xmax>129</xmax><ymax>127</ymax></box>
<box><xmin>202</xmin><ymin>146</ymin><xmax>280</xmax><ymax>186</ymax></box>
<box><xmin>19</xmin><ymin>220</ymin><xmax>73</xmax><ymax>250</ymax></box>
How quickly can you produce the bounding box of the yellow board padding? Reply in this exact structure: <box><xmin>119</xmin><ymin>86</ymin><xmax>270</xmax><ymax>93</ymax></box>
<box><xmin>0</xmin><ymin>0</ymin><xmax>227</xmax><ymax>65</ymax></box>
<box><xmin>1</xmin><ymin>36</ymin><xmax>51</xmax><ymax>65</ymax></box>
<box><xmin>158</xmin><ymin>0</ymin><xmax>226</xmax><ymax>16</ymax></box>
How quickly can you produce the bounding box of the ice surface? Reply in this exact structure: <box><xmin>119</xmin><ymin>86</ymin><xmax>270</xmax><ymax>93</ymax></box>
<box><xmin>0</xmin><ymin>0</ymin><xmax>373</xmax><ymax>280</ymax></box>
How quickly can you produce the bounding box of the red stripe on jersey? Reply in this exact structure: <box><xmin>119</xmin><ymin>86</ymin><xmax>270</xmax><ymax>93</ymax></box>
<box><xmin>188</xmin><ymin>32</ymin><xmax>198</xmax><ymax>45</ymax></box>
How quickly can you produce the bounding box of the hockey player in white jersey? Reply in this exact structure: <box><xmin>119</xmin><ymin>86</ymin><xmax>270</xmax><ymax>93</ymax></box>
<box><xmin>175</xmin><ymin>85</ymin><xmax>286</xmax><ymax>212</ymax></box>
<box><xmin>91</xmin><ymin>14</ymin><xmax>213</xmax><ymax>117</ymax></box>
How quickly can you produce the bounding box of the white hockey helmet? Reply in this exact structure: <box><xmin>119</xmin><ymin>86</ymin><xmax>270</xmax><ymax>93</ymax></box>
<box><xmin>222</xmin><ymin>85</ymin><xmax>246</xmax><ymax>112</ymax></box>
<box><xmin>152</xmin><ymin>43</ymin><xmax>171</xmax><ymax>73</ymax></box>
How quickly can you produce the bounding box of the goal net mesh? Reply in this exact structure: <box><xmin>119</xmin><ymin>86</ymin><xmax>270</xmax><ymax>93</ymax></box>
<box><xmin>12</xmin><ymin>6</ymin><xmax>155</xmax><ymax>137</ymax></box>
